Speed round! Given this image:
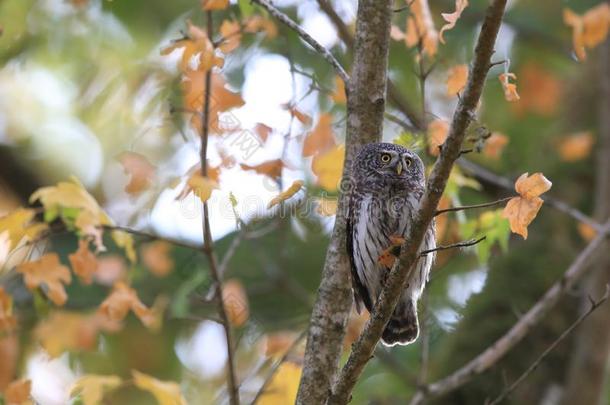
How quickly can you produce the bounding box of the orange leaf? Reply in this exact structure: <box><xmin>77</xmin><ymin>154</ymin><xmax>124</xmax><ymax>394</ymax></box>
<box><xmin>263</xmin><ymin>332</ymin><xmax>301</xmax><ymax>358</ymax></box>
<box><xmin>5</xmin><ymin>379</ymin><xmax>31</xmax><ymax>405</ymax></box>
<box><xmin>0</xmin><ymin>208</ymin><xmax>48</xmax><ymax>251</ymax></box>
<box><xmin>69</xmin><ymin>239</ymin><xmax>98</xmax><ymax>285</ymax></box>
<box><xmin>132</xmin><ymin>370</ymin><xmax>186</xmax><ymax>405</ymax></box>
<box><xmin>577</xmin><ymin>222</ymin><xmax>597</xmax><ymax>241</ymax></box>
<box><xmin>0</xmin><ymin>287</ymin><xmax>16</xmax><ymax>332</ymax></box>
<box><xmin>446</xmin><ymin>64</ymin><xmax>468</xmax><ymax>96</ymax></box>
<box><xmin>118</xmin><ymin>152</ymin><xmax>156</xmax><ymax>195</ymax></box>
<box><xmin>222</xmin><ymin>279</ymin><xmax>249</xmax><ymax>327</ymax></box>
<box><xmin>502</xmin><ymin>173</ymin><xmax>552</xmax><ymax>239</ymax></box>
<box><xmin>439</xmin><ymin>0</ymin><xmax>469</xmax><ymax>44</ymax></box>
<box><xmin>201</xmin><ymin>0</ymin><xmax>229</xmax><ymax>10</ymax></box>
<box><xmin>243</xmin><ymin>16</ymin><xmax>278</xmax><ymax>39</ymax></box>
<box><xmin>427</xmin><ymin>119</ymin><xmax>449</xmax><ymax>156</ymax></box>
<box><xmin>311</xmin><ymin>145</ymin><xmax>344</xmax><ymax>192</ymax></box>
<box><xmin>378</xmin><ymin>235</ymin><xmax>405</xmax><ymax>268</ymax></box>
<box><xmin>512</xmin><ymin>63</ymin><xmax>562</xmax><ymax>116</ymax></box>
<box><xmin>17</xmin><ymin>253</ymin><xmax>71</xmax><ymax>306</ymax></box>
<box><xmin>558</xmin><ymin>131</ymin><xmax>594</xmax><ymax>162</ymax></box>
<box><xmin>95</xmin><ymin>255</ymin><xmax>127</xmax><ymax>286</ymax></box>
<box><xmin>563</xmin><ymin>4</ymin><xmax>610</xmax><ymax>61</ymax></box>
<box><xmin>98</xmin><ymin>282</ymin><xmax>156</xmax><ymax>329</ymax></box>
<box><xmin>331</xmin><ymin>76</ymin><xmax>346</xmax><ymax>104</ymax></box>
<box><xmin>141</xmin><ymin>241</ymin><xmax>174</xmax><ymax>277</ymax></box>
<box><xmin>254</xmin><ymin>123</ymin><xmax>272</xmax><ymax>142</ymax></box>
<box><xmin>240</xmin><ymin>159</ymin><xmax>284</xmax><ymax>180</ymax></box>
<box><xmin>268</xmin><ymin>181</ymin><xmax>304</xmax><ymax>209</ymax></box>
<box><xmin>161</xmin><ymin>20</ymin><xmax>223</xmax><ymax>72</ymax></box>
<box><xmin>483</xmin><ymin>132</ymin><xmax>509</xmax><ymax>159</ymax></box>
<box><xmin>303</xmin><ymin>114</ymin><xmax>337</xmax><ymax>157</ymax></box>
<box><xmin>499</xmin><ymin>72</ymin><xmax>520</xmax><ymax>102</ymax></box>
<box><xmin>407</xmin><ymin>0</ymin><xmax>439</xmax><ymax>57</ymax></box>
<box><xmin>187</xmin><ymin>174</ymin><xmax>219</xmax><ymax>204</ymax></box>
<box><xmin>35</xmin><ymin>311</ymin><xmax>121</xmax><ymax>357</ymax></box>
<box><xmin>219</xmin><ymin>20</ymin><xmax>242</xmax><ymax>53</ymax></box>
<box><xmin>282</xmin><ymin>104</ymin><xmax>312</xmax><ymax>126</ymax></box>
<box><xmin>390</xmin><ymin>25</ymin><xmax>405</xmax><ymax>41</ymax></box>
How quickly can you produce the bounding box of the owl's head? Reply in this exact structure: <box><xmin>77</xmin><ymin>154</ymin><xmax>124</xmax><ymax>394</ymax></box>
<box><xmin>354</xmin><ymin>143</ymin><xmax>425</xmax><ymax>186</ymax></box>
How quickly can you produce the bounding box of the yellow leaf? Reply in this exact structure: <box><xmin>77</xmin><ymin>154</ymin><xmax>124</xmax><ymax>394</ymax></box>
<box><xmin>427</xmin><ymin>120</ymin><xmax>449</xmax><ymax>156</ymax></box>
<box><xmin>563</xmin><ymin>4</ymin><xmax>610</xmax><ymax>61</ymax></box>
<box><xmin>502</xmin><ymin>172</ymin><xmax>552</xmax><ymax>239</ymax></box>
<box><xmin>315</xmin><ymin>197</ymin><xmax>338</xmax><ymax>217</ymax></box>
<box><xmin>558</xmin><ymin>132</ymin><xmax>594</xmax><ymax>162</ymax></box>
<box><xmin>118</xmin><ymin>152</ymin><xmax>156</xmax><ymax>195</ymax></box>
<box><xmin>243</xmin><ymin>15</ymin><xmax>278</xmax><ymax>39</ymax></box>
<box><xmin>35</xmin><ymin>311</ymin><xmax>121</xmax><ymax>357</ymax></box>
<box><xmin>499</xmin><ymin>73</ymin><xmax>520</xmax><ymax>102</ymax></box>
<box><xmin>222</xmin><ymin>279</ymin><xmax>249</xmax><ymax>327</ymax></box>
<box><xmin>512</xmin><ymin>63</ymin><xmax>562</xmax><ymax>116</ymax></box>
<box><xmin>161</xmin><ymin>20</ymin><xmax>224</xmax><ymax>72</ymax></box>
<box><xmin>331</xmin><ymin>76</ymin><xmax>346</xmax><ymax>104</ymax></box>
<box><xmin>267</xmin><ymin>181</ymin><xmax>304</xmax><ymax>209</ymax></box>
<box><xmin>69</xmin><ymin>239</ymin><xmax>98</xmax><ymax>285</ymax></box>
<box><xmin>5</xmin><ymin>379</ymin><xmax>31</xmax><ymax>405</ymax></box>
<box><xmin>240</xmin><ymin>160</ymin><xmax>284</xmax><ymax>181</ymax></box>
<box><xmin>219</xmin><ymin>20</ymin><xmax>242</xmax><ymax>53</ymax></box>
<box><xmin>446</xmin><ymin>64</ymin><xmax>468</xmax><ymax>96</ymax></box>
<box><xmin>0</xmin><ymin>287</ymin><xmax>17</xmax><ymax>333</ymax></box>
<box><xmin>70</xmin><ymin>375</ymin><xmax>122</xmax><ymax>405</ymax></box>
<box><xmin>112</xmin><ymin>230</ymin><xmax>137</xmax><ymax>264</ymax></box>
<box><xmin>311</xmin><ymin>145</ymin><xmax>345</xmax><ymax>192</ymax></box>
<box><xmin>187</xmin><ymin>174</ymin><xmax>219</xmax><ymax>204</ymax></box>
<box><xmin>439</xmin><ymin>0</ymin><xmax>469</xmax><ymax>44</ymax></box>
<box><xmin>141</xmin><ymin>241</ymin><xmax>174</xmax><ymax>277</ymax></box>
<box><xmin>258</xmin><ymin>362</ymin><xmax>302</xmax><ymax>405</ymax></box>
<box><xmin>17</xmin><ymin>253</ymin><xmax>71</xmax><ymax>306</ymax></box>
<box><xmin>303</xmin><ymin>113</ymin><xmax>337</xmax><ymax>157</ymax></box>
<box><xmin>132</xmin><ymin>370</ymin><xmax>186</xmax><ymax>405</ymax></box>
<box><xmin>0</xmin><ymin>208</ymin><xmax>47</xmax><ymax>251</ymax></box>
<box><xmin>201</xmin><ymin>0</ymin><xmax>229</xmax><ymax>10</ymax></box>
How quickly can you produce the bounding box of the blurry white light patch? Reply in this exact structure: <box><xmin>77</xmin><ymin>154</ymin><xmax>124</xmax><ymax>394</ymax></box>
<box><xmin>26</xmin><ymin>351</ymin><xmax>76</xmax><ymax>405</ymax></box>
<box><xmin>447</xmin><ymin>268</ymin><xmax>488</xmax><ymax>307</ymax></box>
<box><xmin>300</xmin><ymin>11</ymin><xmax>337</xmax><ymax>49</ymax></box>
<box><xmin>175</xmin><ymin>321</ymin><xmax>228</xmax><ymax>379</ymax></box>
<box><xmin>434</xmin><ymin>307</ymin><xmax>461</xmax><ymax>331</ymax></box>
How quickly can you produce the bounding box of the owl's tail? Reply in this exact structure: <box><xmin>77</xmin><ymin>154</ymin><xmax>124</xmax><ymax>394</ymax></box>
<box><xmin>381</xmin><ymin>297</ymin><xmax>419</xmax><ymax>346</ymax></box>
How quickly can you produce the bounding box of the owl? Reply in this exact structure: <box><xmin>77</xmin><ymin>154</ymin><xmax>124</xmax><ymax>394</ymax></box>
<box><xmin>346</xmin><ymin>143</ymin><xmax>435</xmax><ymax>346</ymax></box>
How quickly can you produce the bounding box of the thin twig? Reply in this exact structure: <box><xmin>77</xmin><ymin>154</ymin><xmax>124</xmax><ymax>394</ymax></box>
<box><xmin>101</xmin><ymin>225</ymin><xmax>201</xmax><ymax>251</ymax></box>
<box><xmin>199</xmin><ymin>11</ymin><xmax>240</xmax><ymax>405</ymax></box>
<box><xmin>251</xmin><ymin>330</ymin><xmax>308</xmax><ymax>404</ymax></box>
<box><xmin>251</xmin><ymin>0</ymin><xmax>349</xmax><ymax>83</ymax></box>
<box><xmin>486</xmin><ymin>285</ymin><xmax>610</xmax><ymax>405</ymax></box>
<box><xmin>434</xmin><ymin>197</ymin><xmax>512</xmax><ymax>216</ymax></box>
<box><xmin>420</xmin><ymin>236</ymin><xmax>486</xmax><ymax>256</ymax></box>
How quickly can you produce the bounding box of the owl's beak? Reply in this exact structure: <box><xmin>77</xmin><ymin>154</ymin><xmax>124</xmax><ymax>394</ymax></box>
<box><xmin>396</xmin><ymin>162</ymin><xmax>403</xmax><ymax>175</ymax></box>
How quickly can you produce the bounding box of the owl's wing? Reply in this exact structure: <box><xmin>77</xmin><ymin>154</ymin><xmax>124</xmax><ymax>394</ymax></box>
<box><xmin>346</xmin><ymin>193</ymin><xmax>371</xmax><ymax>314</ymax></box>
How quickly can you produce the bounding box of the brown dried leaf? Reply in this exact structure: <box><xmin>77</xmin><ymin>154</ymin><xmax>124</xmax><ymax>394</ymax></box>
<box><xmin>118</xmin><ymin>152</ymin><xmax>156</xmax><ymax>195</ymax></box>
<box><xmin>311</xmin><ymin>145</ymin><xmax>344</xmax><ymax>192</ymax></box>
<box><xmin>69</xmin><ymin>239</ymin><xmax>98</xmax><ymax>285</ymax></box>
<box><xmin>98</xmin><ymin>282</ymin><xmax>156</xmax><ymax>329</ymax></box>
<box><xmin>0</xmin><ymin>287</ymin><xmax>16</xmax><ymax>332</ymax></box>
<box><xmin>502</xmin><ymin>172</ymin><xmax>552</xmax><ymax>239</ymax></box>
<box><xmin>427</xmin><ymin>119</ymin><xmax>449</xmax><ymax>156</ymax></box>
<box><xmin>446</xmin><ymin>64</ymin><xmax>468</xmax><ymax>96</ymax></box>
<box><xmin>303</xmin><ymin>114</ymin><xmax>337</xmax><ymax>157</ymax></box>
<box><xmin>219</xmin><ymin>20</ymin><xmax>242</xmax><ymax>53</ymax></box>
<box><xmin>439</xmin><ymin>0</ymin><xmax>469</xmax><ymax>44</ymax></box>
<box><xmin>141</xmin><ymin>241</ymin><xmax>174</xmax><ymax>277</ymax></box>
<box><xmin>240</xmin><ymin>159</ymin><xmax>284</xmax><ymax>180</ymax></box>
<box><xmin>268</xmin><ymin>180</ymin><xmax>304</xmax><ymax>209</ymax></box>
<box><xmin>222</xmin><ymin>279</ymin><xmax>249</xmax><ymax>327</ymax></box>
<box><xmin>201</xmin><ymin>0</ymin><xmax>229</xmax><ymax>10</ymax></box>
<box><xmin>564</xmin><ymin>4</ymin><xmax>610</xmax><ymax>61</ymax></box>
<box><xmin>5</xmin><ymin>379</ymin><xmax>31</xmax><ymax>405</ymax></box>
<box><xmin>17</xmin><ymin>253</ymin><xmax>71</xmax><ymax>306</ymax></box>
<box><xmin>499</xmin><ymin>72</ymin><xmax>520</xmax><ymax>102</ymax></box>
<box><xmin>331</xmin><ymin>76</ymin><xmax>346</xmax><ymax>104</ymax></box>
<box><xmin>558</xmin><ymin>131</ymin><xmax>594</xmax><ymax>162</ymax></box>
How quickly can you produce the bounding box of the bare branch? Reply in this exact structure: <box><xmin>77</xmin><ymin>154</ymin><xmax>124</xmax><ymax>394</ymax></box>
<box><xmin>328</xmin><ymin>2</ymin><xmax>510</xmax><ymax>403</ymax></box>
<box><xmin>434</xmin><ymin>197</ymin><xmax>513</xmax><ymax>216</ymax></box>
<box><xmin>251</xmin><ymin>0</ymin><xmax>349</xmax><ymax>83</ymax></box>
<box><xmin>420</xmin><ymin>236</ymin><xmax>486</xmax><ymax>256</ymax></box>
<box><xmin>486</xmin><ymin>285</ymin><xmax>610</xmax><ymax>405</ymax></box>
<box><xmin>409</xmin><ymin>221</ymin><xmax>610</xmax><ymax>405</ymax></box>
<box><xmin>199</xmin><ymin>12</ymin><xmax>239</xmax><ymax>405</ymax></box>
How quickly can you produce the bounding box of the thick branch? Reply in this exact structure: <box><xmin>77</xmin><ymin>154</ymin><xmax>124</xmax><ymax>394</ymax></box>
<box><xmin>296</xmin><ymin>0</ymin><xmax>393</xmax><ymax>403</ymax></box>
<box><xmin>328</xmin><ymin>2</ymin><xmax>509</xmax><ymax>403</ymax></box>
<box><xmin>251</xmin><ymin>0</ymin><xmax>349</xmax><ymax>83</ymax></box>
<box><xmin>409</xmin><ymin>221</ymin><xmax>610</xmax><ymax>404</ymax></box>
<box><xmin>487</xmin><ymin>286</ymin><xmax>610</xmax><ymax>405</ymax></box>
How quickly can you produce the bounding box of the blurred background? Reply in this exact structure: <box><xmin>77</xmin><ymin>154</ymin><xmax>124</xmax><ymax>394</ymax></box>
<box><xmin>0</xmin><ymin>0</ymin><xmax>609</xmax><ymax>404</ymax></box>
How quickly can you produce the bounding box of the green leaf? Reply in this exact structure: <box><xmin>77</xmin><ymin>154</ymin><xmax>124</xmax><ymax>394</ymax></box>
<box><xmin>239</xmin><ymin>0</ymin><xmax>255</xmax><ymax>17</ymax></box>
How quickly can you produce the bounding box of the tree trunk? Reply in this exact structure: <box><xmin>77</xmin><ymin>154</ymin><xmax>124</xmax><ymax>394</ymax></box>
<box><xmin>296</xmin><ymin>1</ymin><xmax>393</xmax><ymax>403</ymax></box>
<box><xmin>561</xmin><ymin>33</ymin><xmax>610</xmax><ymax>405</ymax></box>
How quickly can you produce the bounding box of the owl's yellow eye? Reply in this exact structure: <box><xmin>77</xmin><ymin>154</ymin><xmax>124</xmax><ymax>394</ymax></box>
<box><xmin>380</xmin><ymin>153</ymin><xmax>392</xmax><ymax>163</ymax></box>
<box><xmin>405</xmin><ymin>158</ymin><xmax>412</xmax><ymax>167</ymax></box>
